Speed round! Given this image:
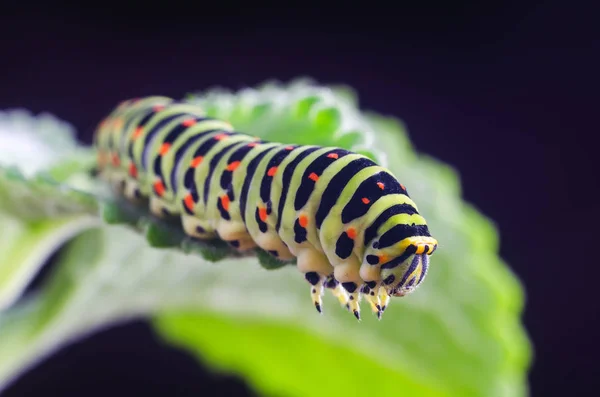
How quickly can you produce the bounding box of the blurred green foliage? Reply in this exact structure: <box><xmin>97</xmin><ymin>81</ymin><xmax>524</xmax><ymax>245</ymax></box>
<box><xmin>0</xmin><ymin>79</ymin><xmax>531</xmax><ymax>396</ymax></box>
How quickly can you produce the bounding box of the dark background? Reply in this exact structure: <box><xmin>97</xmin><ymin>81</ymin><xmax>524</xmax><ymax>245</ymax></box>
<box><xmin>1</xmin><ymin>1</ymin><xmax>598</xmax><ymax>396</ymax></box>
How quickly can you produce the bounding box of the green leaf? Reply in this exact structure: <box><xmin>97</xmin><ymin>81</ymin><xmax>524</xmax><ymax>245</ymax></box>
<box><xmin>0</xmin><ymin>212</ymin><xmax>98</xmax><ymax>311</ymax></box>
<box><xmin>155</xmin><ymin>313</ymin><xmax>446</xmax><ymax>397</ymax></box>
<box><xmin>0</xmin><ymin>81</ymin><xmax>531</xmax><ymax>397</ymax></box>
<box><xmin>0</xmin><ymin>109</ymin><xmax>91</xmax><ymax>179</ymax></box>
<box><xmin>0</xmin><ymin>167</ymin><xmax>99</xmax><ymax>222</ymax></box>
<box><xmin>0</xmin><ymin>110</ymin><xmax>101</xmax><ymax>310</ymax></box>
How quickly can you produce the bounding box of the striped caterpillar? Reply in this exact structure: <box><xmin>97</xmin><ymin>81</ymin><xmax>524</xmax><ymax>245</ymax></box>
<box><xmin>94</xmin><ymin>96</ymin><xmax>438</xmax><ymax>320</ymax></box>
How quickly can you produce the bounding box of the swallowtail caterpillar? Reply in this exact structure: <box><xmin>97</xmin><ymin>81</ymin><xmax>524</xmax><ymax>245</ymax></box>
<box><xmin>94</xmin><ymin>96</ymin><xmax>438</xmax><ymax>320</ymax></box>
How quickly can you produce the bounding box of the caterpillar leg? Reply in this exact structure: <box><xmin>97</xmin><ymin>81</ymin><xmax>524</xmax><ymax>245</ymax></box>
<box><xmin>304</xmin><ymin>272</ymin><xmax>325</xmax><ymax>313</ymax></box>
<box><xmin>361</xmin><ymin>282</ymin><xmax>383</xmax><ymax>319</ymax></box>
<box><xmin>323</xmin><ymin>274</ymin><xmax>349</xmax><ymax>309</ymax></box>
<box><xmin>181</xmin><ymin>214</ymin><xmax>217</xmax><ymax>239</ymax></box>
<box><xmin>378</xmin><ymin>286</ymin><xmax>391</xmax><ymax>315</ymax></box>
<box><xmin>322</xmin><ymin>276</ymin><xmax>359</xmax><ymax>316</ymax></box>
<box><xmin>297</xmin><ymin>248</ymin><xmax>334</xmax><ymax>314</ymax></box>
<box><xmin>333</xmin><ymin>283</ymin><xmax>351</xmax><ymax>310</ymax></box>
<box><xmin>333</xmin><ymin>257</ymin><xmax>364</xmax><ymax>320</ymax></box>
<box><xmin>359</xmin><ymin>260</ymin><xmax>385</xmax><ymax>318</ymax></box>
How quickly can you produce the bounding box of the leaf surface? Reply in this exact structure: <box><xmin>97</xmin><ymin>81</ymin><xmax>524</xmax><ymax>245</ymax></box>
<box><xmin>0</xmin><ymin>82</ymin><xmax>531</xmax><ymax>397</ymax></box>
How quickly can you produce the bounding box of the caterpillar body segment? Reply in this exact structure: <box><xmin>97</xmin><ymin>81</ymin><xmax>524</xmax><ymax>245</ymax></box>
<box><xmin>131</xmin><ymin>103</ymin><xmax>227</xmax><ymax>214</ymax></box>
<box><xmin>150</xmin><ymin>118</ymin><xmax>235</xmax><ymax>213</ymax></box>
<box><xmin>94</xmin><ymin>96</ymin><xmax>174</xmax><ymax>201</ymax></box>
<box><xmin>181</xmin><ymin>133</ymin><xmax>258</xmax><ymax>242</ymax></box>
<box><xmin>242</xmin><ymin>143</ymin><xmax>301</xmax><ymax>261</ymax></box>
<box><xmin>94</xmin><ymin>98</ymin><xmax>438</xmax><ymax>320</ymax></box>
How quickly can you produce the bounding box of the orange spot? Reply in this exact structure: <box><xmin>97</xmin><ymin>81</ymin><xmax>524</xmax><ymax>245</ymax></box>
<box><xmin>346</xmin><ymin>227</ymin><xmax>357</xmax><ymax>239</ymax></box>
<box><xmin>182</xmin><ymin>118</ymin><xmax>196</xmax><ymax>127</ymax></box>
<box><xmin>154</xmin><ymin>180</ymin><xmax>165</xmax><ymax>197</ymax></box>
<box><xmin>247</xmin><ymin>142</ymin><xmax>259</xmax><ymax>147</ymax></box>
<box><xmin>129</xmin><ymin>163</ymin><xmax>138</xmax><ymax>178</ymax></box>
<box><xmin>377</xmin><ymin>182</ymin><xmax>385</xmax><ymax>190</ymax></box>
<box><xmin>299</xmin><ymin>214</ymin><xmax>309</xmax><ymax>228</ymax></box>
<box><xmin>285</xmin><ymin>146</ymin><xmax>294</xmax><ymax>150</ymax></box>
<box><xmin>152</xmin><ymin>105</ymin><xmax>165</xmax><ymax>112</ymax></box>
<box><xmin>267</xmin><ymin>166</ymin><xmax>278</xmax><ymax>177</ymax></box>
<box><xmin>111</xmin><ymin>153</ymin><xmax>120</xmax><ymax>166</ymax></box>
<box><xmin>159</xmin><ymin>143</ymin><xmax>171</xmax><ymax>155</ymax></box>
<box><xmin>327</xmin><ymin>153</ymin><xmax>339</xmax><ymax>159</ymax></box>
<box><xmin>214</xmin><ymin>134</ymin><xmax>228</xmax><ymax>140</ymax></box>
<box><xmin>221</xmin><ymin>195</ymin><xmax>230</xmax><ymax>211</ymax></box>
<box><xmin>378</xmin><ymin>254</ymin><xmax>388</xmax><ymax>263</ymax></box>
<box><xmin>132</xmin><ymin>127</ymin><xmax>144</xmax><ymax>139</ymax></box>
<box><xmin>308</xmin><ymin>172</ymin><xmax>319</xmax><ymax>182</ymax></box>
<box><xmin>400</xmin><ymin>184</ymin><xmax>406</xmax><ymax>190</ymax></box>
<box><xmin>226</xmin><ymin>161</ymin><xmax>241</xmax><ymax>171</ymax></box>
<box><xmin>190</xmin><ymin>156</ymin><xmax>204</xmax><ymax>168</ymax></box>
<box><xmin>258</xmin><ymin>206</ymin><xmax>268</xmax><ymax>222</ymax></box>
<box><xmin>114</xmin><ymin>119</ymin><xmax>124</xmax><ymax>129</ymax></box>
<box><xmin>184</xmin><ymin>194</ymin><xmax>195</xmax><ymax>212</ymax></box>
<box><xmin>361</xmin><ymin>197</ymin><xmax>370</xmax><ymax>204</ymax></box>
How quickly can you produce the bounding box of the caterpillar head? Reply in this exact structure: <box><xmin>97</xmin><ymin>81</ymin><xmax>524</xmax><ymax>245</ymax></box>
<box><xmin>364</xmin><ymin>226</ymin><xmax>438</xmax><ymax>297</ymax></box>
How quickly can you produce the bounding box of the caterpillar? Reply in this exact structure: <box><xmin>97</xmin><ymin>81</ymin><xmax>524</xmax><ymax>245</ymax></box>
<box><xmin>94</xmin><ymin>96</ymin><xmax>438</xmax><ymax>320</ymax></box>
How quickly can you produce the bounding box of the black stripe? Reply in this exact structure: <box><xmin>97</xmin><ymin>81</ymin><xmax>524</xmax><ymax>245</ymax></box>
<box><xmin>127</xmin><ymin>108</ymin><xmax>160</xmax><ymax>159</ymax></box>
<box><xmin>153</xmin><ymin>154</ymin><xmax>163</xmax><ymax>177</ymax></box>
<box><xmin>164</xmin><ymin>118</ymin><xmax>210</xmax><ymax>144</ymax></box>
<box><xmin>378</xmin><ymin>224</ymin><xmax>431</xmax><ymax>249</ymax></box>
<box><xmin>217</xmin><ymin>196</ymin><xmax>231</xmax><ymax>220</ymax></box>
<box><xmin>240</xmin><ymin>146</ymin><xmax>278</xmax><ymax>223</ymax></box>
<box><xmin>184</xmin><ymin>133</ymin><xmax>235</xmax><ymax>200</ymax></box>
<box><xmin>203</xmin><ymin>141</ymin><xmax>246</xmax><ymax>204</ymax></box>
<box><xmin>141</xmin><ymin>113</ymin><xmax>185</xmax><ymax>169</ymax></box>
<box><xmin>315</xmin><ymin>158</ymin><xmax>377</xmax><ymax>229</ymax></box>
<box><xmin>341</xmin><ymin>172</ymin><xmax>407</xmax><ymax>224</ymax></box>
<box><xmin>259</xmin><ymin>146</ymin><xmax>297</xmax><ymax>203</ymax></box>
<box><xmin>255</xmin><ymin>207</ymin><xmax>267</xmax><ymax>232</ymax></box>
<box><xmin>170</xmin><ymin>129</ymin><xmax>220</xmax><ymax>194</ymax></box>
<box><xmin>294</xmin><ymin>149</ymin><xmax>350</xmax><ymax>211</ymax></box>
<box><xmin>363</xmin><ymin>204</ymin><xmax>419</xmax><ymax>247</ymax></box>
<box><xmin>219</xmin><ymin>142</ymin><xmax>257</xmax><ymax>192</ymax></box>
<box><xmin>397</xmin><ymin>255</ymin><xmax>421</xmax><ymax>287</ymax></box>
<box><xmin>417</xmin><ymin>254</ymin><xmax>429</xmax><ymax>285</ymax></box>
<box><xmin>182</xmin><ymin>198</ymin><xmax>195</xmax><ymax>215</ymax></box>
<box><xmin>275</xmin><ymin>146</ymin><xmax>320</xmax><ymax>232</ymax></box>
<box><xmin>293</xmin><ymin>218</ymin><xmax>308</xmax><ymax>243</ymax></box>
<box><xmin>380</xmin><ymin>245</ymin><xmax>417</xmax><ymax>269</ymax></box>
<box><xmin>120</xmin><ymin>111</ymin><xmax>142</xmax><ymax>151</ymax></box>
